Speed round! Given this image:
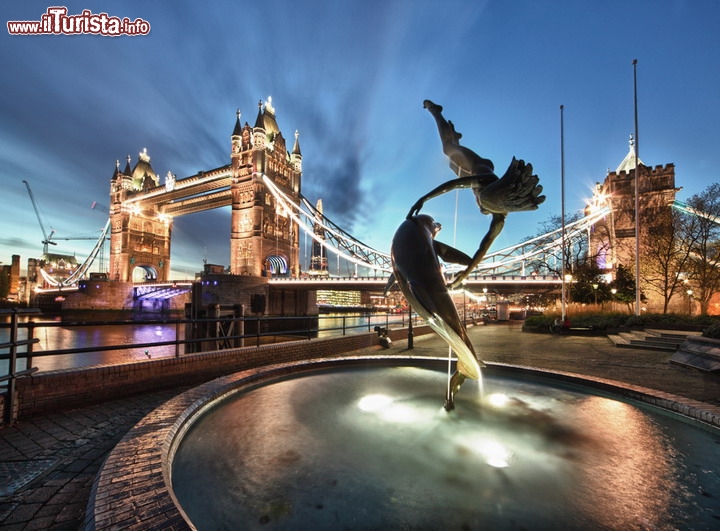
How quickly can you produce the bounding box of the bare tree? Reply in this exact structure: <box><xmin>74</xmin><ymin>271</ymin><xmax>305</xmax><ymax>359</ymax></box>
<box><xmin>639</xmin><ymin>206</ymin><xmax>695</xmax><ymax>314</ymax></box>
<box><xmin>526</xmin><ymin>211</ymin><xmax>586</xmax><ymax>277</ymax></box>
<box><xmin>684</xmin><ymin>183</ymin><xmax>720</xmax><ymax>315</ymax></box>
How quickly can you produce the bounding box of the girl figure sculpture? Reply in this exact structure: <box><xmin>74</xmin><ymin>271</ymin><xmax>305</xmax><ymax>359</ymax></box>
<box><xmin>409</xmin><ymin>100</ymin><xmax>546</xmax><ymax>288</ymax></box>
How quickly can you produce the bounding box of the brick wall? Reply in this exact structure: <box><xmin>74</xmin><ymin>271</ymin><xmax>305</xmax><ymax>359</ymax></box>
<box><xmin>13</xmin><ymin>324</ymin><xmax>431</xmax><ymax>419</ymax></box>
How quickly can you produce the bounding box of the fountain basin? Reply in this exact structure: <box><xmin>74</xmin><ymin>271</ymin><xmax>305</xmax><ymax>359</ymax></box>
<box><xmin>86</xmin><ymin>356</ymin><xmax>720</xmax><ymax>530</ymax></box>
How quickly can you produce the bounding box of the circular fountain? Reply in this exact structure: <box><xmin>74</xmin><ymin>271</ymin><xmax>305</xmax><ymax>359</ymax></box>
<box><xmin>166</xmin><ymin>359</ymin><xmax>720</xmax><ymax>530</ymax></box>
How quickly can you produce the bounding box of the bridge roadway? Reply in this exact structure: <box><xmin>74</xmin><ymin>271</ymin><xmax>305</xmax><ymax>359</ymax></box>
<box><xmin>133</xmin><ymin>274</ymin><xmax>562</xmax><ymax>300</ymax></box>
<box><xmin>269</xmin><ymin>274</ymin><xmax>562</xmax><ymax>295</ymax></box>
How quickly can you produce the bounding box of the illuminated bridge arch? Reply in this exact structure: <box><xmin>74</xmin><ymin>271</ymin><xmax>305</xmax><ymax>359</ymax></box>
<box><xmin>131</xmin><ymin>264</ymin><xmax>158</xmax><ymax>282</ymax></box>
<box><xmin>265</xmin><ymin>255</ymin><xmax>289</xmax><ymax>276</ymax></box>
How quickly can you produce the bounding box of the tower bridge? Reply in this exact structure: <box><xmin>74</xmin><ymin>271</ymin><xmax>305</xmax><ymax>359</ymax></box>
<box><xmin>104</xmin><ymin>97</ymin><xmax>610</xmax><ymax>291</ymax></box>
<box><xmin>108</xmin><ymin>98</ymin><xmax>303</xmax><ymax>284</ymax></box>
<box><xmin>47</xmin><ymin>100</ymin><xmax>695</xmax><ymax>315</ymax></box>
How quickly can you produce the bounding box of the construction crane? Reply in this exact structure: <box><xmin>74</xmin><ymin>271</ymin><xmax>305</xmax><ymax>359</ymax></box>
<box><xmin>23</xmin><ymin>179</ymin><xmax>57</xmax><ymax>255</ymax></box>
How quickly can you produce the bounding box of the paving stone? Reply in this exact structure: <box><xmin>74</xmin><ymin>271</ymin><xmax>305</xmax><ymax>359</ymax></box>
<box><xmin>2</xmin><ymin>502</ymin><xmax>43</xmax><ymax>525</ymax></box>
<box><xmin>22</xmin><ymin>514</ymin><xmax>55</xmax><ymax>530</ymax></box>
<box><xmin>0</xmin><ymin>459</ymin><xmax>57</xmax><ymax>497</ymax></box>
<box><xmin>55</xmin><ymin>502</ymin><xmax>85</xmax><ymax>522</ymax></box>
<box><xmin>23</xmin><ymin>485</ymin><xmax>62</xmax><ymax>504</ymax></box>
<box><xmin>0</xmin><ymin>501</ymin><xmax>19</xmax><ymax>521</ymax></box>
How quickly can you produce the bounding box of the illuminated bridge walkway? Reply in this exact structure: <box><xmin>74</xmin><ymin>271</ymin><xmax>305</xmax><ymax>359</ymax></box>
<box><xmin>132</xmin><ymin>282</ymin><xmax>193</xmax><ymax>301</ymax></box>
<box><xmin>132</xmin><ymin>274</ymin><xmax>562</xmax><ymax>300</ymax></box>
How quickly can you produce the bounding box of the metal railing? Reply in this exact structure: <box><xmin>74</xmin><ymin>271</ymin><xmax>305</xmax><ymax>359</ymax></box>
<box><xmin>1</xmin><ymin>310</ymin><xmax>414</xmax><ymax>373</ymax></box>
<box><xmin>1</xmin><ymin>308</ymin><xmax>421</xmax><ymax>425</ymax></box>
<box><xmin>1</xmin><ymin>309</ymin><xmax>41</xmax><ymax>425</ymax></box>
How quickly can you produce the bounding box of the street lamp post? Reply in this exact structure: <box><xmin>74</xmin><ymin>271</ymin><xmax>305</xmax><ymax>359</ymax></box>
<box><xmin>687</xmin><ymin>289</ymin><xmax>693</xmax><ymax>316</ymax></box>
<box><xmin>592</xmin><ymin>283</ymin><xmax>598</xmax><ymax>306</ymax></box>
<box><xmin>633</xmin><ymin>59</ymin><xmax>641</xmax><ymax>317</ymax></box>
<box><xmin>560</xmin><ymin>104</ymin><xmax>567</xmax><ymax>323</ymax></box>
<box><xmin>564</xmin><ymin>274</ymin><xmax>572</xmax><ymax>312</ymax></box>
<box><xmin>462</xmin><ymin>282</ymin><xmax>467</xmax><ymax>324</ymax></box>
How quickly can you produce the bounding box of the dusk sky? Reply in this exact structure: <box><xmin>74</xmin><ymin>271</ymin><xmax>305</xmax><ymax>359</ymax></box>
<box><xmin>1</xmin><ymin>1</ymin><xmax>718</xmax><ymax>279</ymax></box>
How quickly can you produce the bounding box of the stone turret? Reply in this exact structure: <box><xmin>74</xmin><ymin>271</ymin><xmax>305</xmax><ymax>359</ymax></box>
<box><xmin>586</xmin><ymin>137</ymin><xmax>680</xmax><ymax>311</ymax></box>
<box><xmin>291</xmin><ymin>130</ymin><xmax>302</xmax><ymax>173</ymax></box>
<box><xmin>253</xmin><ymin>100</ymin><xmax>266</xmax><ymax>150</ymax></box>
<box><xmin>131</xmin><ymin>148</ymin><xmax>158</xmax><ymax>191</ymax></box>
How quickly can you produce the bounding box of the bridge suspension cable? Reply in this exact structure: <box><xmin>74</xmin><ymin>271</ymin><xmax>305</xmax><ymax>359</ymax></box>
<box><xmin>672</xmin><ymin>199</ymin><xmax>720</xmax><ymax>224</ymax></box>
<box><xmin>39</xmin><ymin>219</ymin><xmax>111</xmax><ymax>287</ymax></box>
<box><xmin>263</xmin><ymin>174</ymin><xmax>611</xmax><ymax>277</ymax></box>
<box><xmin>444</xmin><ymin>206</ymin><xmax>612</xmax><ymax>275</ymax></box>
<box><xmin>262</xmin><ymin>175</ymin><xmax>392</xmax><ymax>272</ymax></box>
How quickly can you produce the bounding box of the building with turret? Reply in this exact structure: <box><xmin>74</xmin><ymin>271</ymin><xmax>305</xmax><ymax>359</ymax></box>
<box><xmin>0</xmin><ymin>255</ymin><xmax>21</xmax><ymax>303</ymax></box>
<box><xmin>108</xmin><ymin>149</ymin><xmax>170</xmax><ymax>282</ymax></box>
<box><xmin>230</xmin><ymin>98</ymin><xmax>302</xmax><ymax>278</ymax></box>
<box><xmin>586</xmin><ymin>137</ymin><xmax>680</xmax><ymax>310</ymax></box>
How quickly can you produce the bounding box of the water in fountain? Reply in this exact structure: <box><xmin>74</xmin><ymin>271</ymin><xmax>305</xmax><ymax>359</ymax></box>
<box><xmin>172</xmin><ymin>366</ymin><xmax>720</xmax><ymax>530</ymax></box>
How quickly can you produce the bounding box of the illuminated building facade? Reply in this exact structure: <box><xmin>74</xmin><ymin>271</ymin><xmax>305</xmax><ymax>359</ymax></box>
<box><xmin>107</xmin><ymin>98</ymin><xmax>302</xmax><ymax>283</ymax></box>
<box><xmin>586</xmin><ymin>138</ymin><xmax>679</xmax><ymax>306</ymax></box>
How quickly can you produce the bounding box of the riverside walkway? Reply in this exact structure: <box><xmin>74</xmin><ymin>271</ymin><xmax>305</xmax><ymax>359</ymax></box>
<box><xmin>1</xmin><ymin>322</ymin><xmax>720</xmax><ymax>530</ymax></box>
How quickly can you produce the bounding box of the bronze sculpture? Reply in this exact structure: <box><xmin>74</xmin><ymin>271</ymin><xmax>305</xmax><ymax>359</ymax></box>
<box><xmin>410</xmin><ymin>100</ymin><xmax>546</xmax><ymax>288</ymax></box>
<box><xmin>388</xmin><ymin>214</ymin><xmax>484</xmax><ymax>410</ymax></box>
<box><xmin>390</xmin><ymin>100</ymin><xmax>545</xmax><ymax>409</ymax></box>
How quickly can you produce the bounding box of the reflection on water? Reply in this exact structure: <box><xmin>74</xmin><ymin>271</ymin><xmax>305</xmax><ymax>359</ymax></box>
<box><xmin>0</xmin><ymin>313</ymin><xmax>183</xmax><ymax>373</ymax></box>
<box><xmin>172</xmin><ymin>368</ymin><xmax>720</xmax><ymax>530</ymax></box>
<box><xmin>35</xmin><ymin>322</ymin><xmax>183</xmax><ymax>371</ymax></box>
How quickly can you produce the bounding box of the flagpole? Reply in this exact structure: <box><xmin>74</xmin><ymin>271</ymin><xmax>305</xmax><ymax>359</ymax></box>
<box><xmin>560</xmin><ymin>104</ymin><xmax>567</xmax><ymax>322</ymax></box>
<box><xmin>633</xmin><ymin>59</ymin><xmax>641</xmax><ymax>316</ymax></box>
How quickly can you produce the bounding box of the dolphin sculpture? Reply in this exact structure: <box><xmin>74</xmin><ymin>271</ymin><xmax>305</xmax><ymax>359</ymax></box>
<box><xmin>387</xmin><ymin>214</ymin><xmax>485</xmax><ymax>410</ymax></box>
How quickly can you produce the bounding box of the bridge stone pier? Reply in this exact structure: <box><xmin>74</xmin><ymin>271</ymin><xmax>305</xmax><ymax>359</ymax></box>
<box><xmin>108</xmin><ymin>98</ymin><xmax>302</xmax><ymax>284</ymax></box>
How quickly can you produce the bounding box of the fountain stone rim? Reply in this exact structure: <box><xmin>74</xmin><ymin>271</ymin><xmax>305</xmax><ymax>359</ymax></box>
<box><xmin>85</xmin><ymin>355</ymin><xmax>720</xmax><ymax>531</ymax></box>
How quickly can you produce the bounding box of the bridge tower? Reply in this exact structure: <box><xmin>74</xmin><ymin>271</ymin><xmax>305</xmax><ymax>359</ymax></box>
<box><xmin>108</xmin><ymin>151</ymin><xmax>172</xmax><ymax>282</ymax></box>
<box><xmin>230</xmin><ymin>98</ymin><xmax>302</xmax><ymax>277</ymax></box>
<box><xmin>587</xmin><ymin>137</ymin><xmax>678</xmax><ymax>277</ymax></box>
